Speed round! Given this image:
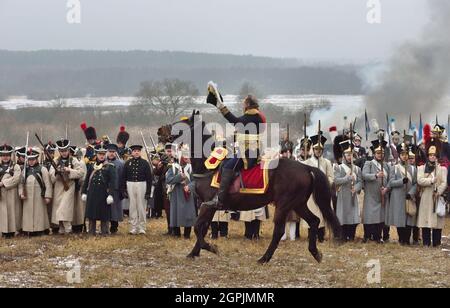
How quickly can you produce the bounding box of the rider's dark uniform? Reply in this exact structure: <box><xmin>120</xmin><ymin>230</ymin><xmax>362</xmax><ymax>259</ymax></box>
<box><xmin>221</xmin><ymin>106</ymin><xmax>266</xmax><ymax>171</ymax></box>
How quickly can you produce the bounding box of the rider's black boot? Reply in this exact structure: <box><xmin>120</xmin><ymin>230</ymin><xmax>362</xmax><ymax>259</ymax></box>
<box><xmin>202</xmin><ymin>168</ymin><xmax>235</xmax><ymax>210</ymax></box>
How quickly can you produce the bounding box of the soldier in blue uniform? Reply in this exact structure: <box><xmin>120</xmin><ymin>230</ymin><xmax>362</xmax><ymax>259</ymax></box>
<box><xmin>121</xmin><ymin>145</ymin><xmax>152</xmax><ymax>234</ymax></box>
<box><xmin>106</xmin><ymin>143</ymin><xmax>124</xmax><ymax>234</ymax></box>
<box><xmin>81</xmin><ymin>144</ymin><xmax>116</xmax><ymax>236</ymax></box>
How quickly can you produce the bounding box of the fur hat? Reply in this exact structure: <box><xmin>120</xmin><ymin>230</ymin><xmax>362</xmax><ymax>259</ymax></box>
<box><xmin>80</xmin><ymin>122</ymin><xmax>97</xmax><ymax>141</ymax></box>
<box><xmin>116</xmin><ymin>125</ymin><xmax>130</xmax><ymax>145</ymax></box>
<box><xmin>333</xmin><ymin>135</ymin><xmax>347</xmax><ymax>161</ymax></box>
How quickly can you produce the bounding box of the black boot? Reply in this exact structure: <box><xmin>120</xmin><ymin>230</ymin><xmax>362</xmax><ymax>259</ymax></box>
<box><xmin>184</xmin><ymin>227</ymin><xmax>192</xmax><ymax>239</ymax></box>
<box><xmin>173</xmin><ymin>227</ymin><xmax>181</xmax><ymax>237</ymax></box>
<box><xmin>110</xmin><ymin>221</ymin><xmax>119</xmax><ymax>234</ymax></box>
<box><xmin>202</xmin><ymin>168</ymin><xmax>235</xmax><ymax>210</ymax></box>
<box><xmin>211</xmin><ymin>222</ymin><xmax>219</xmax><ymax>239</ymax></box>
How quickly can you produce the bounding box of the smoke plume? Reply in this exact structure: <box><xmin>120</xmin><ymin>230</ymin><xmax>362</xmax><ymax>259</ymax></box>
<box><xmin>365</xmin><ymin>0</ymin><xmax>450</xmax><ymax>128</ymax></box>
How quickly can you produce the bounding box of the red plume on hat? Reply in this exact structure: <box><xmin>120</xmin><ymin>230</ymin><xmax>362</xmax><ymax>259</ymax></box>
<box><xmin>424</xmin><ymin>124</ymin><xmax>431</xmax><ymax>146</ymax></box>
<box><xmin>80</xmin><ymin>122</ymin><xmax>87</xmax><ymax>132</ymax></box>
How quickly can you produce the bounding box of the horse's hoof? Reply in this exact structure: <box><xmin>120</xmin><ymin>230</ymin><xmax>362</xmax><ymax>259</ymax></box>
<box><xmin>334</xmin><ymin>238</ymin><xmax>345</xmax><ymax>246</ymax></box>
<box><xmin>186</xmin><ymin>253</ymin><xmax>198</xmax><ymax>259</ymax></box>
<box><xmin>209</xmin><ymin>244</ymin><xmax>219</xmax><ymax>255</ymax></box>
<box><xmin>312</xmin><ymin>251</ymin><xmax>323</xmax><ymax>263</ymax></box>
<box><xmin>257</xmin><ymin>256</ymin><xmax>270</xmax><ymax>264</ymax></box>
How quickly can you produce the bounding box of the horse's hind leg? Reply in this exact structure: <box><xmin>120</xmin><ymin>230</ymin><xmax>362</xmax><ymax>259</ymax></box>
<box><xmin>258</xmin><ymin>207</ymin><xmax>288</xmax><ymax>264</ymax></box>
<box><xmin>295</xmin><ymin>205</ymin><xmax>322</xmax><ymax>263</ymax></box>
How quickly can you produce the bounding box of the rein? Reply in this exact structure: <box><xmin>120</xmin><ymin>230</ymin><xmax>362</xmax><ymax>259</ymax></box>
<box><xmin>192</xmin><ymin>171</ymin><xmax>215</xmax><ymax>178</ymax></box>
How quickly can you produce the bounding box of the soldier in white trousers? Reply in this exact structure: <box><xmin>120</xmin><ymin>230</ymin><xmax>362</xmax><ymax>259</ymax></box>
<box><xmin>122</xmin><ymin>145</ymin><xmax>152</xmax><ymax>235</ymax></box>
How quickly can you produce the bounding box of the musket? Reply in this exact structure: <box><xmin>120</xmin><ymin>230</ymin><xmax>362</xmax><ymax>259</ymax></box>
<box><xmin>413</xmin><ymin>131</ymin><xmax>421</xmax><ymax>207</ymax></box>
<box><xmin>149</xmin><ymin>135</ymin><xmax>160</xmax><ymax>159</ymax></box>
<box><xmin>287</xmin><ymin>123</ymin><xmax>290</xmax><ymax>142</ymax></box>
<box><xmin>317</xmin><ymin>120</ymin><xmax>322</xmax><ymax>169</ymax></box>
<box><xmin>379</xmin><ymin>130</ymin><xmax>385</xmax><ymax>207</ymax></box>
<box><xmin>286</xmin><ymin>124</ymin><xmax>290</xmax><ymax>158</ymax></box>
<box><xmin>22</xmin><ymin>132</ymin><xmax>29</xmax><ymax>199</ymax></box>
<box><xmin>350</xmin><ymin>123</ymin><xmax>355</xmax><ymax>197</ymax></box>
<box><xmin>140</xmin><ymin>132</ymin><xmax>155</xmax><ymax>177</ymax></box>
<box><xmin>39</xmin><ymin>128</ymin><xmax>44</xmax><ymax>165</ymax></box>
<box><xmin>433</xmin><ymin>158</ymin><xmax>438</xmax><ymax>213</ymax></box>
<box><xmin>403</xmin><ymin>130</ymin><xmax>409</xmax><ymax>209</ymax></box>
<box><xmin>35</xmin><ymin>133</ymin><xmax>70</xmax><ymax>191</ymax></box>
<box><xmin>141</xmin><ymin>131</ymin><xmax>157</xmax><ymax>199</ymax></box>
<box><xmin>302</xmin><ymin>113</ymin><xmax>307</xmax><ymax>161</ymax></box>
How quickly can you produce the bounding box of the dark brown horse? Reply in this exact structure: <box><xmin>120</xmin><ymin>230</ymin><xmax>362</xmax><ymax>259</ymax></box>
<box><xmin>161</xmin><ymin>111</ymin><xmax>341</xmax><ymax>264</ymax></box>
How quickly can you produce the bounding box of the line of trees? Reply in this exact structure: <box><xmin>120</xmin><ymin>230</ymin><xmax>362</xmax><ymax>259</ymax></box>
<box><xmin>0</xmin><ymin>50</ymin><xmax>363</xmax><ymax>99</ymax></box>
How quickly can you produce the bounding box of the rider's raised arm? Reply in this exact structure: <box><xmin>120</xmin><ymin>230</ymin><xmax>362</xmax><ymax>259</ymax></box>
<box><xmin>219</xmin><ymin>106</ymin><xmax>240</xmax><ymax>124</ymax></box>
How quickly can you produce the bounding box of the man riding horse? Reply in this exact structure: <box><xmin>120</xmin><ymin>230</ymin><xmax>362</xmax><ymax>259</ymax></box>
<box><xmin>203</xmin><ymin>82</ymin><xmax>266</xmax><ymax>210</ymax></box>
<box><xmin>159</xmin><ymin>82</ymin><xmax>341</xmax><ymax>263</ymax></box>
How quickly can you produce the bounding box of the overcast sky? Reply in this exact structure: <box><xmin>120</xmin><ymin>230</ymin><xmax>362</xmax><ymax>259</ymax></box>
<box><xmin>0</xmin><ymin>0</ymin><xmax>430</xmax><ymax>61</ymax></box>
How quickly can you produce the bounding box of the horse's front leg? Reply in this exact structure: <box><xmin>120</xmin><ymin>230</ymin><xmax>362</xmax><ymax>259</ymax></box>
<box><xmin>258</xmin><ymin>207</ymin><xmax>288</xmax><ymax>264</ymax></box>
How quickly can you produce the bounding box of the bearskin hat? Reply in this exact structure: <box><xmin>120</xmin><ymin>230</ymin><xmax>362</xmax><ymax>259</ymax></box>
<box><xmin>80</xmin><ymin>122</ymin><xmax>97</xmax><ymax>141</ymax></box>
<box><xmin>116</xmin><ymin>125</ymin><xmax>130</xmax><ymax>145</ymax></box>
<box><xmin>333</xmin><ymin>134</ymin><xmax>347</xmax><ymax>161</ymax></box>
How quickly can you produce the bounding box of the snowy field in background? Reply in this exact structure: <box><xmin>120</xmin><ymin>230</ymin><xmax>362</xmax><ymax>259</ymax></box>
<box><xmin>0</xmin><ymin>95</ymin><xmax>364</xmax><ymax>111</ymax></box>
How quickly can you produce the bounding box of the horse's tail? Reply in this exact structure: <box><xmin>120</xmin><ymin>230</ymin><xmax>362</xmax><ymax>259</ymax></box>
<box><xmin>309</xmin><ymin>167</ymin><xmax>342</xmax><ymax>239</ymax></box>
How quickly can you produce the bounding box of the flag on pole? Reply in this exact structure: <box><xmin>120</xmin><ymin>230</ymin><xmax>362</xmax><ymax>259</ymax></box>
<box><xmin>343</xmin><ymin>116</ymin><xmax>348</xmax><ymax>134</ymax></box>
<box><xmin>408</xmin><ymin>114</ymin><xmax>413</xmax><ymax>132</ymax></box>
<box><xmin>386</xmin><ymin>113</ymin><xmax>391</xmax><ymax>144</ymax></box>
<box><xmin>418</xmin><ymin>113</ymin><xmax>423</xmax><ymax>142</ymax></box>
<box><xmin>365</xmin><ymin>109</ymin><xmax>370</xmax><ymax>141</ymax></box>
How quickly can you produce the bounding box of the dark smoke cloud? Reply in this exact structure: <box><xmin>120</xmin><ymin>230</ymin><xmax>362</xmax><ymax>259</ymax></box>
<box><xmin>366</xmin><ymin>0</ymin><xmax>450</xmax><ymax>128</ymax></box>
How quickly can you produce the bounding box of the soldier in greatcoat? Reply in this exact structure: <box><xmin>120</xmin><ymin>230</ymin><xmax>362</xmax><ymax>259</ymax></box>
<box><xmin>0</xmin><ymin>144</ymin><xmax>21</xmax><ymax>238</ymax></box>
<box><xmin>49</xmin><ymin>139</ymin><xmax>85</xmax><ymax>234</ymax></box>
<box><xmin>19</xmin><ymin>149</ymin><xmax>53</xmax><ymax>236</ymax></box>
<box><xmin>362</xmin><ymin>136</ymin><xmax>390</xmax><ymax>243</ymax></box>
<box><xmin>334</xmin><ymin>140</ymin><xmax>363</xmax><ymax>241</ymax></box>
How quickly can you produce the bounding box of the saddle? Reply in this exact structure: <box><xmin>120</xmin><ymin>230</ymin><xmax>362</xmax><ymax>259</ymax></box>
<box><xmin>205</xmin><ymin>147</ymin><xmax>270</xmax><ymax>195</ymax></box>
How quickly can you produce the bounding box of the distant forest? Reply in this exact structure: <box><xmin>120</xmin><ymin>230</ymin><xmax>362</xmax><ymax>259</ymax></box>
<box><xmin>0</xmin><ymin>50</ymin><xmax>363</xmax><ymax>99</ymax></box>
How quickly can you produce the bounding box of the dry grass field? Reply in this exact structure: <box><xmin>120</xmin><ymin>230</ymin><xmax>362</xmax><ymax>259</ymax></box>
<box><xmin>0</xmin><ymin>213</ymin><xmax>449</xmax><ymax>288</ymax></box>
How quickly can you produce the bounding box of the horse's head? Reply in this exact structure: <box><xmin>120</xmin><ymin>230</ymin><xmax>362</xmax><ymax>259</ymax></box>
<box><xmin>157</xmin><ymin>109</ymin><xmax>206</xmax><ymax>147</ymax></box>
<box><xmin>160</xmin><ymin>110</ymin><xmax>203</xmax><ymax>141</ymax></box>
<box><xmin>157</xmin><ymin>124</ymin><xmax>173</xmax><ymax>144</ymax></box>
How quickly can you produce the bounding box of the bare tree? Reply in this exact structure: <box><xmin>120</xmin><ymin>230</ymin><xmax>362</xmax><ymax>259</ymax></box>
<box><xmin>136</xmin><ymin>79</ymin><xmax>199</xmax><ymax>122</ymax></box>
<box><xmin>237</xmin><ymin>81</ymin><xmax>265</xmax><ymax>102</ymax></box>
<box><xmin>50</xmin><ymin>96</ymin><xmax>68</xmax><ymax>108</ymax></box>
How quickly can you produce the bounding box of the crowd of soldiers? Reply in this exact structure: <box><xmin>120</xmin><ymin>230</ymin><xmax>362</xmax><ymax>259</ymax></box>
<box><xmin>0</xmin><ymin>113</ymin><xmax>449</xmax><ymax>247</ymax></box>
<box><xmin>280</xmin><ymin>122</ymin><xmax>449</xmax><ymax>247</ymax></box>
<box><xmin>0</xmin><ymin>121</ymin><xmax>264</xmax><ymax>241</ymax></box>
